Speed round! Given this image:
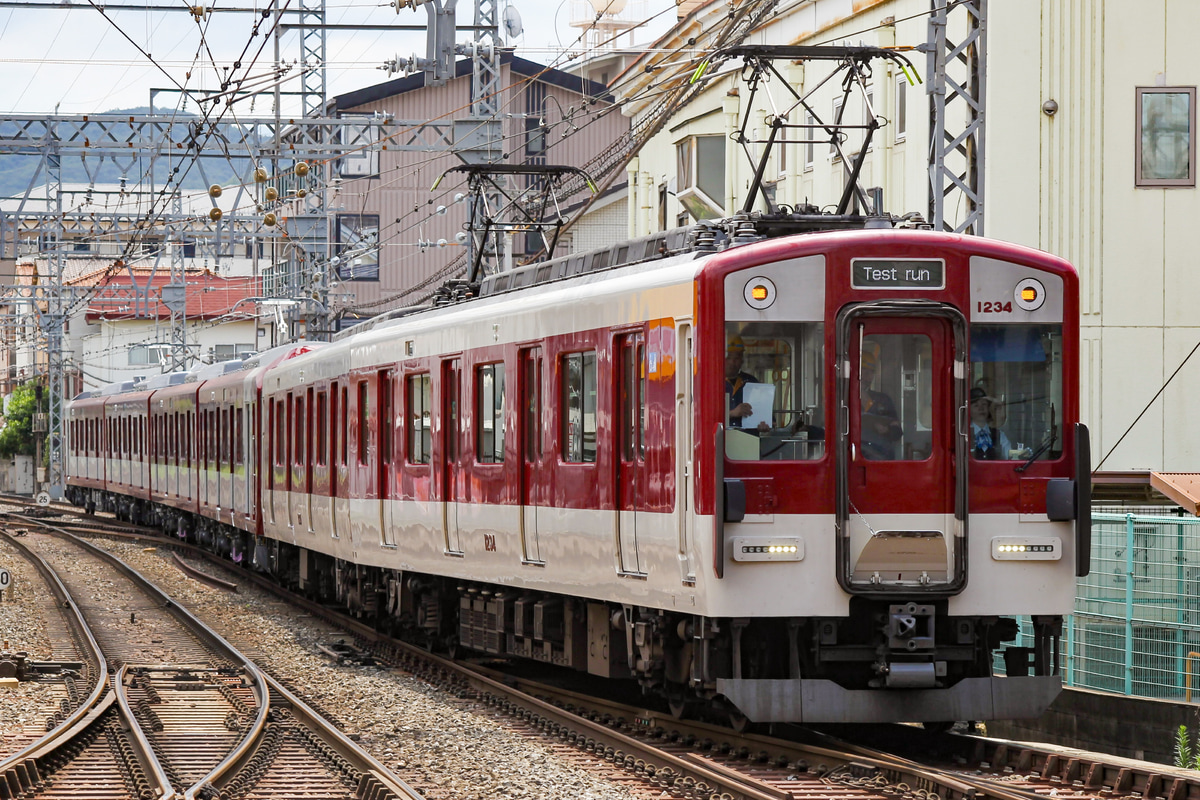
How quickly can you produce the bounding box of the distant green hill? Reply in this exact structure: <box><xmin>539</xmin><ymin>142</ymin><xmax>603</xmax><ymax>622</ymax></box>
<box><xmin>0</xmin><ymin>106</ymin><xmax>248</xmax><ymax>199</ymax></box>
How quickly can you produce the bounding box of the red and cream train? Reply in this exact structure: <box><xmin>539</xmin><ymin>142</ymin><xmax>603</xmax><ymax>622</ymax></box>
<box><xmin>65</xmin><ymin>218</ymin><xmax>1090</xmax><ymax>724</ymax></box>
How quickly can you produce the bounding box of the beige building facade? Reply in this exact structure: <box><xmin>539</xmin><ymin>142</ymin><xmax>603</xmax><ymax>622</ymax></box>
<box><xmin>622</xmin><ymin>0</ymin><xmax>1199</xmax><ymax>475</ymax></box>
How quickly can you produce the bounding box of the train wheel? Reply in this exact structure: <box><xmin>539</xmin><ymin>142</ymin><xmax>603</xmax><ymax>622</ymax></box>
<box><xmin>666</xmin><ymin>685</ymin><xmax>688</xmax><ymax>719</ymax></box>
<box><xmin>726</xmin><ymin>704</ymin><xmax>751</xmax><ymax>733</ymax></box>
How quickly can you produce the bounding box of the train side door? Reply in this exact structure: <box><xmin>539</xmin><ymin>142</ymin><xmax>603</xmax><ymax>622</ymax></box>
<box><xmin>304</xmin><ymin>386</ymin><xmax>316</xmax><ymax>533</ymax></box>
<box><xmin>441</xmin><ymin>358</ymin><xmax>463</xmax><ymax>554</ymax></box>
<box><xmin>291</xmin><ymin>391</ymin><xmax>303</xmax><ymax>531</ymax></box>
<box><xmin>616</xmin><ymin>332</ymin><xmax>646</xmax><ymax>575</ymax></box>
<box><xmin>837</xmin><ymin>306</ymin><xmax>967</xmax><ymax>594</ymax></box>
<box><xmin>379</xmin><ymin>370</ymin><xmax>396</xmax><ymax>546</ymax></box>
<box><xmin>678</xmin><ymin>323</ymin><xmax>696</xmax><ymax>583</ymax></box>
<box><xmin>519</xmin><ymin>347</ymin><xmax>545</xmax><ymax>563</ymax></box>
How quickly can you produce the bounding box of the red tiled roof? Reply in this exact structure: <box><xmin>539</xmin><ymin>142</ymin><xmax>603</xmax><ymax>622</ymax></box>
<box><xmin>81</xmin><ymin>270</ymin><xmax>261</xmax><ymax>321</ymax></box>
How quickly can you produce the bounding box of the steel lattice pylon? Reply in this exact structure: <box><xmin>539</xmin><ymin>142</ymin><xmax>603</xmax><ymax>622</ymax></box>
<box><xmin>300</xmin><ymin>0</ymin><xmax>328</xmax><ymax>118</ymax></box>
<box><xmin>927</xmin><ymin>0</ymin><xmax>986</xmax><ymax>235</ymax></box>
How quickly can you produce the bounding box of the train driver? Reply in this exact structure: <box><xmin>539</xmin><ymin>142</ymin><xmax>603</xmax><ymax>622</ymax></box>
<box><xmin>859</xmin><ymin>349</ymin><xmax>903</xmax><ymax>459</ymax></box>
<box><xmin>725</xmin><ymin>337</ymin><xmax>771</xmax><ymax>432</ymax></box>
<box><xmin>969</xmin><ymin>386</ymin><xmax>1013</xmax><ymax>459</ymax></box>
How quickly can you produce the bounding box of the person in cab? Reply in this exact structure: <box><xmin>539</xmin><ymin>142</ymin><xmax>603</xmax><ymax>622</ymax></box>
<box><xmin>969</xmin><ymin>386</ymin><xmax>1012</xmax><ymax>459</ymax></box>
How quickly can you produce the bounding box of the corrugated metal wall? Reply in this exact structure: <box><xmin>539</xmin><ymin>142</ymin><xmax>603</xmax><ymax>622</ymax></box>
<box><xmin>332</xmin><ymin>62</ymin><xmax>629</xmax><ymax>320</ymax></box>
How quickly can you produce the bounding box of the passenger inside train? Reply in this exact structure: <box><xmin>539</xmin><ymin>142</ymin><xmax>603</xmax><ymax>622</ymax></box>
<box><xmin>970</xmin><ymin>324</ymin><xmax>1061</xmax><ymax>461</ymax></box>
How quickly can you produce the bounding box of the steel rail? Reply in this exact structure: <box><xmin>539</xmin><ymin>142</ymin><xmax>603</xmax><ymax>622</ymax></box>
<box><xmin>261</xmin><ymin>671</ymin><xmax>426</xmax><ymax>800</ymax></box>
<box><xmin>113</xmin><ymin>663</ymin><xmax>178</xmax><ymax>800</ymax></box>
<box><xmin>0</xmin><ymin>530</ymin><xmax>112</xmax><ymax>794</ymax></box>
<box><xmin>3</xmin><ymin>516</ymin><xmax>272</xmax><ymax>800</ymax></box>
<box><xmin>4</xmin><ymin>507</ymin><xmax>425</xmax><ymax>800</ymax></box>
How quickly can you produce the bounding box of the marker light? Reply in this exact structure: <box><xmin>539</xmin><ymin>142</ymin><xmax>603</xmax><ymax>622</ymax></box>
<box><xmin>743</xmin><ymin>276</ymin><xmax>777</xmax><ymax>310</ymax></box>
<box><xmin>991</xmin><ymin>536</ymin><xmax>1061</xmax><ymax>561</ymax></box>
<box><xmin>731</xmin><ymin>536</ymin><xmax>804</xmax><ymax>562</ymax></box>
<box><xmin>1014</xmin><ymin>277</ymin><xmax>1047</xmax><ymax>312</ymax></box>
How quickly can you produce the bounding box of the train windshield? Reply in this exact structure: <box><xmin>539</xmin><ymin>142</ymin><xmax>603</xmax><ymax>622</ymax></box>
<box><xmin>969</xmin><ymin>324</ymin><xmax>1064</xmax><ymax>462</ymax></box>
<box><xmin>724</xmin><ymin>322</ymin><xmax>824</xmax><ymax>461</ymax></box>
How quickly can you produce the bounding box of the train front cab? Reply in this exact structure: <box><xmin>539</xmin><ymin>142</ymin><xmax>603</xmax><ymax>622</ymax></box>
<box><xmin>705</xmin><ymin>231</ymin><xmax>1088</xmax><ymax>724</ymax></box>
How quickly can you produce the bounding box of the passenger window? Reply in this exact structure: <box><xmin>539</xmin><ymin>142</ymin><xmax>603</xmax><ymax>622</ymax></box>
<box><xmin>724</xmin><ymin>322</ymin><xmax>824</xmax><ymax>461</ymax></box>
<box><xmin>408</xmin><ymin>374</ymin><xmax>432</xmax><ymax>465</ymax></box>
<box><xmin>858</xmin><ymin>333</ymin><xmax>933</xmax><ymax>461</ymax></box>
<box><xmin>970</xmin><ymin>324</ymin><xmax>1063</xmax><ymax>461</ymax></box>
<box><xmin>562</xmin><ymin>351</ymin><xmax>597</xmax><ymax>463</ymax></box>
<box><xmin>477</xmin><ymin>362</ymin><xmax>505</xmax><ymax>464</ymax></box>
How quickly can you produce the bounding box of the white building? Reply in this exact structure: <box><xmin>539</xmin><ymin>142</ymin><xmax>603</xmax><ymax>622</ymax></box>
<box><xmin>621</xmin><ymin>0</ymin><xmax>1200</xmax><ymax>489</ymax></box>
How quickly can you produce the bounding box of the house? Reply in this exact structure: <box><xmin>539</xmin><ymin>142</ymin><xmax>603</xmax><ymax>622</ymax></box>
<box><xmin>318</xmin><ymin>53</ymin><xmax>631</xmax><ymax>325</ymax></box>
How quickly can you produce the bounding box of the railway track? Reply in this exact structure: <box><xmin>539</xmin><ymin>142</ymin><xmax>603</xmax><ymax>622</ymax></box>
<box><xmin>0</xmin><ymin>515</ymin><xmax>421</xmax><ymax>800</ymax></box>
<box><xmin>4</xmin><ymin>497</ymin><xmax>1199</xmax><ymax>800</ymax></box>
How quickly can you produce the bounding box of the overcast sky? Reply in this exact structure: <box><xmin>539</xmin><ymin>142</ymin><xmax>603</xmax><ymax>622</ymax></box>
<box><xmin>0</xmin><ymin>0</ymin><xmax>673</xmax><ymax>116</ymax></box>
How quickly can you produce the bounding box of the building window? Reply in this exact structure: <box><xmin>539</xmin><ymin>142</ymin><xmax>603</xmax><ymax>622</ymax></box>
<box><xmin>129</xmin><ymin>343</ymin><xmax>171</xmax><ymax>366</ymax></box>
<box><xmin>675</xmin><ymin>135</ymin><xmax>725</xmax><ymax>220</ymax></box>
<box><xmin>525</xmin><ymin>117</ymin><xmax>546</xmax><ymax>155</ymax></box>
<box><xmin>408</xmin><ymin>373</ymin><xmax>432</xmax><ymax>465</ymax></box>
<box><xmin>804</xmin><ymin>111</ymin><xmax>815</xmax><ymax>170</ymax></box>
<box><xmin>896</xmin><ymin>76</ymin><xmax>907</xmax><ymax>142</ymax></box>
<box><xmin>561</xmin><ymin>351</ymin><xmax>597</xmax><ymax>463</ymax></box>
<box><xmin>335</xmin><ymin>214</ymin><xmax>380</xmax><ymax>281</ymax></box>
<box><xmin>213</xmin><ymin>343</ymin><xmax>255</xmax><ymax>362</ymax></box>
<box><xmin>831</xmin><ymin>97</ymin><xmax>844</xmax><ymax>158</ymax></box>
<box><xmin>1137</xmin><ymin>87</ymin><xmax>1196</xmax><ymax>187</ymax></box>
<box><xmin>477</xmin><ymin>362</ymin><xmax>505</xmax><ymax>463</ymax></box>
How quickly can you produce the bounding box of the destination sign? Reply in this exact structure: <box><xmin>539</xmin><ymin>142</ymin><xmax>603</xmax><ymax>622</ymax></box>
<box><xmin>851</xmin><ymin>259</ymin><xmax>945</xmax><ymax>290</ymax></box>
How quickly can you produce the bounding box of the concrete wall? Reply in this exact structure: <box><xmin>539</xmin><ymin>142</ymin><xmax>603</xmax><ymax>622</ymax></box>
<box><xmin>989</xmin><ymin>688</ymin><xmax>1199</xmax><ymax>766</ymax></box>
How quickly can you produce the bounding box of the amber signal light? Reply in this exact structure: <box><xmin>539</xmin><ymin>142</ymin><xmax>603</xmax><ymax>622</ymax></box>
<box><xmin>751</xmin><ymin>285</ymin><xmax>769</xmax><ymax>301</ymax></box>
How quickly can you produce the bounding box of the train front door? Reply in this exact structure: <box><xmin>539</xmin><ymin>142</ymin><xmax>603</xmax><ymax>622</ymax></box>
<box><xmin>441</xmin><ymin>359</ymin><xmax>463</xmax><ymax>554</ymax></box>
<box><xmin>519</xmin><ymin>347</ymin><xmax>545</xmax><ymax>563</ymax></box>
<box><xmin>837</xmin><ymin>304</ymin><xmax>967</xmax><ymax>594</ymax></box>
<box><xmin>616</xmin><ymin>332</ymin><xmax>646</xmax><ymax>575</ymax></box>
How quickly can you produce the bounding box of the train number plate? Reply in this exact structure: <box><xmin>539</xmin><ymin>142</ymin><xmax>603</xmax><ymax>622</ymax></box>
<box><xmin>990</xmin><ymin>536</ymin><xmax>1061</xmax><ymax>561</ymax></box>
<box><xmin>730</xmin><ymin>536</ymin><xmax>804</xmax><ymax>562</ymax></box>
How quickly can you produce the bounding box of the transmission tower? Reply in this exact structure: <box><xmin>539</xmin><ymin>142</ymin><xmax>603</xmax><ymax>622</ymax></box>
<box><xmin>927</xmin><ymin>0</ymin><xmax>986</xmax><ymax>234</ymax></box>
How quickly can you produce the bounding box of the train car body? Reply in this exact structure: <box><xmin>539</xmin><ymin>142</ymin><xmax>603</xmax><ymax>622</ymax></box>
<box><xmin>65</xmin><ymin>391</ymin><xmax>109</xmax><ymax>502</ymax></box>
<box><xmin>147</xmin><ymin>373</ymin><xmax>200</xmax><ymax>520</ymax></box>
<box><xmin>65</xmin><ymin>223</ymin><xmax>1088</xmax><ymax>725</ymax></box>
<box><xmin>104</xmin><ymin>387</ymin><xmax>152</xmax><ymax>509</ymax></box>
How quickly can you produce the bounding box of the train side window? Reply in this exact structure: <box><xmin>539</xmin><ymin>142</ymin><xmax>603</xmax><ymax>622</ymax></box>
<box><xmin>296</xmin><ymin>395</ymin><xmax>306</xmax><ymax>468</ymax></box>
<box><xmin>316</xmin><ymin>391</ymin><xmax>327</xmax><ymax>467</ymax></box>
<box><xmin>477</xmin><ymin>362</ymin><xmax>505</xmax><ymax>464</ymax></box>
<box><xmin>236</xmin><ymin>406</ymin><xmax>244</xmax><ymax>466</ymax></box>
<box><xmin>276</xmin><ymin>399</ymin><xmax>286</xmax><ymax>467</ymax></box>
<box><xmin>562</xmin><ymin>351</ymin><xmax>597</xmax><ymax>463</ymax></box>
<box><xmin>341</xmin><ymin>385</ymin><xmax>349</xmax><ymax>466</ymax></box>
<box><xmin>357</xmin><ymin>381</ymin><xmax>370</xmax><ymax>466</ymax></box>
<box><xmin>408</xmin><ymin>374</ymin><xmax>432</xmax><ymax>465</ymax></box>
<box><xmin>970</xmin><ymin>324</ymin><xmax>1064</xmax><ymax>462</ymax></box>
<box><xmin>724</xmin><ymin>322</ymin><xmax>825</xmax><ymax>461</ymax></box>
<box><xmin>379</xmin><ymin>373</ymin><xmax>393</xmax><ymax>465</ymax></box>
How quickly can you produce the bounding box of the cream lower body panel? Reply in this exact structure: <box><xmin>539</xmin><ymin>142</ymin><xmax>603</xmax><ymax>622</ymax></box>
<box><xmin>255</xmin><ymin>499</ymin><xmax>1076</xmax><ymax>620</ymax></box>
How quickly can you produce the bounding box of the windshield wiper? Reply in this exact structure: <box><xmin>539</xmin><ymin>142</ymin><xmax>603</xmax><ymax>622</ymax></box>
<box><xmin>1015</xmin><ymin>405</ymin><xmax>1057</xmax><ymax>473</ymax></box>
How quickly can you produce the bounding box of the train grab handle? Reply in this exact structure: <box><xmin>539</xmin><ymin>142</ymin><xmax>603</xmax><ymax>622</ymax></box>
<box><xmin>1044</xmin><ymin>422</ymin><xmax>1092</xmax><ymax>577</ymax></box>
<box><xmin>713</xmin><ymin>424</ymin><xmax>748</xmax><ymax>580</ymax></box>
